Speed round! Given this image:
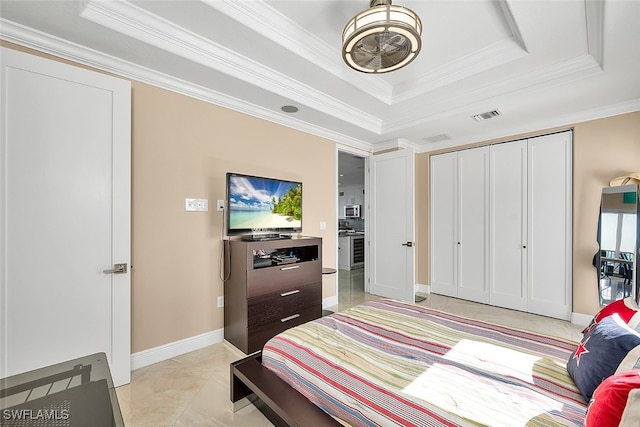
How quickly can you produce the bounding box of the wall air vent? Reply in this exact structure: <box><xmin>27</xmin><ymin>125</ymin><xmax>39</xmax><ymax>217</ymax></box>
<box><xmin>472</xmin><ymin>110</ymin><xmax>502</xmax><ymax>121</ymax></box>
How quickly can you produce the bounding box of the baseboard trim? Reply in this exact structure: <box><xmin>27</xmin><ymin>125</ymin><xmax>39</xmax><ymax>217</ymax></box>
<box><xmin>131</xmin><ymin>328</ymin><xmax>224</xmax><ymax>371</ymax></box>
<box><xmin>129</xmin><ymin>309</ymin><xmax>592</xmax><ymax>371</ymax></box>
<box><xmin>571</xmin><ymin>312</ymin><xmax>593</xmax><ymax>327</ymax></box>
<box><xmin>416</xmin><ymin>283</ymin><xmax>429</xmax><ymax>295</ymax></box>
<box><xmin>131</xmin><ymin>297</ymin><xmax>342</xmax><ymax>370</ymax></box>
<box><xmin>323</xmin><ymin>295</ymin><xmax>338</xmax><ymax>309</ymax></box>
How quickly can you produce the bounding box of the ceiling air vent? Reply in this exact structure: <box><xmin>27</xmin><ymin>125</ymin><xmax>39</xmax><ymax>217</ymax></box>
<box><xmin>471</xmin><ymin>110</ymin><xmax>502</xmax><ymax>121</ymax></box>
<box><xmin>422</xmin><ymin>133</ymin><xmax>451</xmax><ymax>144</ymax></box>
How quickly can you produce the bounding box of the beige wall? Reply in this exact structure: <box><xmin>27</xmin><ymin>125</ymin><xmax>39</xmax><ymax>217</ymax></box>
<box><xmin>416</xmin><ymin>111</ymin><xmax>640</xmax><ymax>316</ymax></box>
<box><xmin>6</xmin><ymin>41</ymin><xmax>640</xmax><ymax>354</ymax></box>
<box><xmin>131</xmin><ymin>82</ymin><xmax>337</xmax><ymax>352</ymax></box>
<box><xmin>415</xmin><ymin>152</ymin><xmax>430</xmax><ymax>286</ymax></box>
<box><xmin>572</xmin><ymin>112</ymin><xmax>640</xmax><ymax>315</ymax></box>
<box><xmin>2</xmin><ymin>42</ymin><xmax>337</xmax><ymax>353</ymax></box>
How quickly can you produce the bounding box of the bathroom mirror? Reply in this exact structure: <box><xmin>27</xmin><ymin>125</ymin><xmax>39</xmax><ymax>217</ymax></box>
<box><xmin>596</xmin><ymin>184</ymin><xmax>639</xmax><ymax>306</ymax></box>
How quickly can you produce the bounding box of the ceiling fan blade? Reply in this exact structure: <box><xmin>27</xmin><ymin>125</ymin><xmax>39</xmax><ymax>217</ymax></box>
<box><xmin>379</xmin><ymin>33</ymin><xmax>407</xmax><ymax>53</ymax></box>
<box><xmin>364</xmin><ymin>54</ymin><xmax>383</xmax><ymax>70</ymax></box>
<box><xmin>358</xmin><ymin>37</ymin><xmax>380</xmax><ymax>54</ymax></box>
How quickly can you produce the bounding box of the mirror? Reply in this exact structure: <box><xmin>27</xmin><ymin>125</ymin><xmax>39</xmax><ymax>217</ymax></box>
<box><xmin>596</xmin><ymin>184</ymin><xmax>639</xmax><ymax>306</ymax></box>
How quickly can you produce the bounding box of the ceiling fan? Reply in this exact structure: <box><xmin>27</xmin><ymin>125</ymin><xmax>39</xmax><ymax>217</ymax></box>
<box><xmin>342</xmin><ymin>0</ymin><xmax>422</xmax><ymax>74</ymax></box>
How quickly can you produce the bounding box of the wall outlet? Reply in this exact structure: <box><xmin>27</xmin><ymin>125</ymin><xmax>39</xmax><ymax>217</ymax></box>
<box><xmin>217</xmin><ymin>296</ymin><xmax>224</xmax><ymax>308</ymax></box>
<box><xmin>216</xmin><ymin>200</ymin><xmax>225</xmax><ymax>211</ymax></box>
<box><xmin>185</xmin><ymin>198</ymin><xmax>208</xmax><ymax>212</ymax></box>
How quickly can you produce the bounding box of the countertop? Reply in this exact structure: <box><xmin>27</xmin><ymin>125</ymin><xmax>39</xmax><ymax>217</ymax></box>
<box><xmin>338</xmin><ymin>231</ymin><xmax>365</xmax><ymax>237</ymax></box>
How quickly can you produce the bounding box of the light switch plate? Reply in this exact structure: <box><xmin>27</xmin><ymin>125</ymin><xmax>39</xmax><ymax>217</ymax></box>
<box><xmin>186</xmin><ymin>198</ymin><xmax>208</xmax><ymax>212</ymax></box>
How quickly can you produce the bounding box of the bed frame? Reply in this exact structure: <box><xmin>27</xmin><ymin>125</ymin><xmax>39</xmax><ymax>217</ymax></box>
<box><xmin>231</xmin><ymin>352</ymin><xmax>341</xmax><ymax>427</ymax></box>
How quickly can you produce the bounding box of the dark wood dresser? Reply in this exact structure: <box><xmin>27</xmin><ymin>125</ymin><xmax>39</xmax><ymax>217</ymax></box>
<box><xmin>224</xmin><ymin>236</ymin><xmax>322</xmax><ymax>354</ymax></box>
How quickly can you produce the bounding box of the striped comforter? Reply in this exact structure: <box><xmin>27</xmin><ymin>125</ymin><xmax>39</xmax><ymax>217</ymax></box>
<box><xmin>262</xmin><ymin>299</ymin><xmax>587</xmax><ymax>427</ymax></box>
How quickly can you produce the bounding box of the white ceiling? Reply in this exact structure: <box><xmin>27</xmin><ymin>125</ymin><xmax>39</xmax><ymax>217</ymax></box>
<box><xmin>1</xmin><ymin>0</ymin><xmax>639</xmax><ymax>154</ymax></box>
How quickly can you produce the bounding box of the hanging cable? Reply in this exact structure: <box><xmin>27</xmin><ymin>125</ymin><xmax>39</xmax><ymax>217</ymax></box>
<box><xmin>219</xmin><ymin>203</ymin><xmax>231</xmax><ymax>282</ymax></box>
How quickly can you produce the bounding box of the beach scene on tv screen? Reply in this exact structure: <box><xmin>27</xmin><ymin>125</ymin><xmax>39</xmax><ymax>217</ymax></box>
<box><xmin>229</xmin><ymin>176</ymin><xmax>301</xmax><ymax>230</ymax></box>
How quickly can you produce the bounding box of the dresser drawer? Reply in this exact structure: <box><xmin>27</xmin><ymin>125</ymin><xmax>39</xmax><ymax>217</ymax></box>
<box><xmin>246</xmin><ymin>260</ymin><xmax>320</xmax><ymax>298</ymax></box>
<box><xmin>247</xmin><ymin>283</ymin><xmax>321</xmax><ymax>328</ymax></box>
<box><xmin>247</xmin><ymin>305</ymin><xmax>321</xmax><ymax>354</ymax></box>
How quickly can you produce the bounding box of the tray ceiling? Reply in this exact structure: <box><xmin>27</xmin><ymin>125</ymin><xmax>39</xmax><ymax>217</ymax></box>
<box><xmin>1</xmin><ymin>0</ymin><xmax>639</xmax><ymax>152</ymax></box>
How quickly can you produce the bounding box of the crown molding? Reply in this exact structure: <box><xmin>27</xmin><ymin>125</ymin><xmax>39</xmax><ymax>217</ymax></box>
<box><xmin>0</xmin><ymin>18</ymin><xmax>374</xmax><ymax>152</ymax></box>
<box><xmin>204</xmin><ymin>0</ymin><xmax>394</xmax><ymax>105</ymax></box>
<box><xmin>585</xmin><ymin>0</ymin><xmax>604</xmax><ymax>67</ymax></box>
<box><xmin>372</xmin><ymin>140</ymin><xmax>401</xmax><ymax>152</ymax></box>
<box><xmin>336</xmin><ymin>143</ymin><xmax>373</xmax><ymax>157</ymax></box>
<box><xmin>384</xmin><ymin>53</ymin><xmax>603</xmax><ymax>134</ymax></box>
<box><xmin>397</xmin><ymin>138</ymin><xmax>420</xmax><ymax>151</ymax></box>
<box><xmin>0</xmin><ymin>0</ymin><xmax>618</xmax><ymax>156</ymax></box>
<box><xmin>355</xmin><ymin>0</ymin><xmax>602</xmax><ymax>112</ymax></box>
<box><xmin>0</xmin><ymin>18</ymin><xmax>130</xmax><ymax>78</ymax></box>
<box><xmin>415</xmin><ymin>98</ymin><xmax>640</xmax><ymax>153</ymax></box>
<box><xmin>80</xmin><ymin>0</ymin><xmax>382</xmax><ymax>133</ymax></box>
<box><xmin>373</xmin><ymin>138</ymin><xmax>419</xmax><ymax>152</ymax></box>
<box><xmin>393</xmin><ymin>0</ymin><xmax>528</xmax><ymax>105</ymax></box>
<box><xmin>497</xmin><ymin>0</ymin><xmax>527</xmax><ymax>52</ymax></box>
<box><xmin>392</xmin><ymin>37</ymin><xmax>528</xmax><ymax>104</ymax></box>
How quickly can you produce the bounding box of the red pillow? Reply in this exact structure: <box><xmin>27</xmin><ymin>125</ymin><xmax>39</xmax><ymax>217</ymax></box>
<box><xmin>583</xmin><ymin>297</ymin><xmax>640</xmax><ymax>334</ymax></box>
<box><xmin>585</xmin><ymin>370</ymin><xmax>640</xmax><ymax>427</ymax></box>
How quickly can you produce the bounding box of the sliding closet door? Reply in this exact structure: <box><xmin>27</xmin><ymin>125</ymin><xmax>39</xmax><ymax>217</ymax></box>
<box><xmin>430</xmin><ymin>131</ymin><xmax>572</xmax><ymax>319</ymax></box>
<box><xmin>458</xmin><ymin>147</ymin><xmax>489</xmax><ymax>303</ymax></box>
<box><xmin>430</xmin><ymin>152</ymin><xmax>458</xmax><ymax>297</ymax></box>
<box><xmin>490</xmin><ymin>140</ymin><xmax>528</xmax><ymax>311</ymax></box>
<box><xmin>527</xmin><ymin>131</ymin><xmax>572</xmax><ymax>320</ymax></box>
<box><xmin>430</xmin><ymin>148</ymin><xmax>489</xmax><ymax>303</ymax></box>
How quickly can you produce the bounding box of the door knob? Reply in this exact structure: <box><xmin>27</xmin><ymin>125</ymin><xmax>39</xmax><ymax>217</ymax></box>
<box><xmin>402</xmin><ymin>242</ymin><xmax>413</xmax><ymax>247</ymax></box>
<box><xmin>103</xmin><ymin>263</ymin><xmax>128</xmax><ymax>274</ymax></box>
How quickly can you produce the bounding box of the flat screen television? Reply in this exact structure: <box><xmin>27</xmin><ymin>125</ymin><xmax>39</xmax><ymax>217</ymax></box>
<box><xmin>226</xmin><ymin>172</ymin><xmax>302</xmax><ymax>236</ymax></box>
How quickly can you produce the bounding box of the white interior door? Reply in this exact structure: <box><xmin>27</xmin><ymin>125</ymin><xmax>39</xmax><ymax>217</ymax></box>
<box><xmin>369</xmin><ymin>150</ymin><xmax>415</xmax><ymax>302</ymax></box>
<box><xmin>429</xmin><ymin>152</ymin><xmax>458</xmax><ymax>297</ymax></box>
<box><xmin>457</xmin><ymin>147</ymin><xmax>490</xmax><ymax>303</ymax></box>
<box><xmin>527</xmin><ymin>131</ymin><xmax>572</xmax><ymax>320</ymax></box>
<box><xmin>0</xmin><ymin>48</ymin><xmax>131</xmax><ymax>385</ymax></box>
<box><xmin>490</xmin><ymin>140</ymin><xmax>528</xmax><ymax>311</ymax></box>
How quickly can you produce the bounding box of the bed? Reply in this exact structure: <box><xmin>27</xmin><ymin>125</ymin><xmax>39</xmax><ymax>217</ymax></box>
<box><xmin>231</xmin><ymin>299</ymin><xmax>587</xmax><ymax>426</ymax></box>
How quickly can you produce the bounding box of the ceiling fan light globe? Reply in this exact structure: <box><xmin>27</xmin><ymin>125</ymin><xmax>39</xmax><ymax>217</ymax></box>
<box><xmin>345</xmin><ymin>57</ymin><xmax>377</xmax><ymax>73</ymax></box>
<box><xmin>344</xmin><ymin>27</ymin><xmax>385</xmax><ymax>53</ymax></box>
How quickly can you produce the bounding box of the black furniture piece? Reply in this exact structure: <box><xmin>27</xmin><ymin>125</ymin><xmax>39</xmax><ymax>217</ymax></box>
<box><xmin>224</xmin><ymin>236</ymin><xmax>323</xmax><ymax>354</ymax></box>
<box><xmin>0</xmin><ymin>352</ymin><xmax>124</xmax><ymax>427</ymax></box>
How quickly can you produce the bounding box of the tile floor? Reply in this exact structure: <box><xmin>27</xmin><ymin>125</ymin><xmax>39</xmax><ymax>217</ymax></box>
<box><xmin>116</xmin><ymin>267</ymin><xmax>584</xmax><ymax>426</ymax></box>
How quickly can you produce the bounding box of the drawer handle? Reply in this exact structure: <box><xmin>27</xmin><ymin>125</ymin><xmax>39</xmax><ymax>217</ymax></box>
<box><xmin>280</xmin><ymin>314</ymin><xmax>300</xmax><ymax>323</ymax></box>
<box><xmin>280</xmin><ymin>265</ymin><xmax>300</xmax><ymax>271</ymax></box>
<box><xmin>281</xmin><ymin>290</ymin><xmax>300</xmax><ymax>297</ymax></box>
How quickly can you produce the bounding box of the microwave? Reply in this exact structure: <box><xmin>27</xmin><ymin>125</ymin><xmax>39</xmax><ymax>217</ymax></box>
<box><xmin>344</xmin><ymin>204</ymin><xmax>361</xmax><ymax>218</ymax></box>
